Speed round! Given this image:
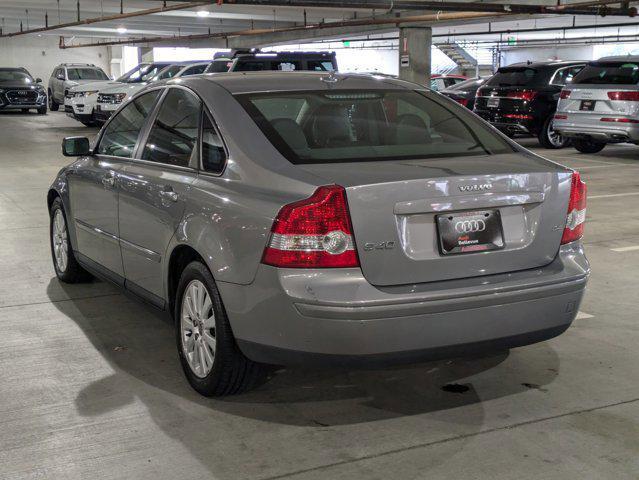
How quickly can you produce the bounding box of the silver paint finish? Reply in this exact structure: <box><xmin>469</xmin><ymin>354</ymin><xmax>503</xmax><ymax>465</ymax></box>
<box><xmin>180</xmin><ymin>279</ymin><xmax>216</xmax><ymax>378</ymax></box>
<box><xmin>52</xmin><ymin>209</ymin><xmax>68</xmax><ymax>273</ymax></box>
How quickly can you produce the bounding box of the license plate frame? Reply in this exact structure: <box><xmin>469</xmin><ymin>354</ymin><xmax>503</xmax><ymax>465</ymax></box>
<box><xmin>486</xmin><ymin>97</ymin><xmax>500</xmax><ymax>109</ymax></box>
<box><xmin>436</xmin><ymin>210</ymin><xmax>505</xmax><ymax>255</ymax></box>
<box><xmin>580</xmin><ymin>100</ymin><xmax>596</xmax><ymax>111</ymax></box>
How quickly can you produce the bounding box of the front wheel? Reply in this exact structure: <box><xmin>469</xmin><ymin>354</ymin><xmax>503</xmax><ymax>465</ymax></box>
<box><xmin>38</xmin><ymin>106</ymin><xmax>47</xmax><ymax>115</ymax></box>
<box><xmin>175</xmin><ymin>261</ymin><xmax>267</xmax><ymax>396</ymax></box>
<box><xmin>573</xmin><ymin>139</ymin><xmax>606</xmax><ymax>154</ymax></box>
<box><xmin>49</xmin><ymin>197</ymin><xmax>92</xmax><ymax>283</ymax></box>
<box><xmin>539</xmin><ymin>116</ymin><xmax>571</xmax><ymax>149</ymax></box>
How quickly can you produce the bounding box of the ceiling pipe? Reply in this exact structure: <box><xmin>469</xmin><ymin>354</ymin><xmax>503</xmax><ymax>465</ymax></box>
<box><xmin>149</xmin><ymin>0</ymin><xmax>637</xmax><ymax>16</ymax></box>
<box><xmin>0</xmin><ymin>1</ymin><xmax>212</xmax><ymax>38</ymax></box>
<box><xmin>59</xmin><ymin>10</ymin><xmax>506</xmax><ymax>48</ymax></box>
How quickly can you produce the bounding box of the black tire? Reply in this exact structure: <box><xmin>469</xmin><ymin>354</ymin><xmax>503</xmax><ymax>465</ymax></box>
<box><xmin>38</xmin><ymin>105</ymin><xmax>47</xmax><ymax>115</ymax></box>
<box><xmin>573</xmin><ymin>138</ymin><xmax>606</xmax><ymax>154</ymax></box>
<box><xmin>49</xmin><ymin>197</ymin><xmax>92</xmax><ymax>283</ymax></box>
<box><xmin>81</xmin><ymin>121</ymin><xmax>97</xmax><ymax>127</ymax></box>
<box><xmin>538</xmin><ymin>116</ymin><xmax>571</xmax><ymax>149</ymax></box>
<box><xmin>175</xmin><ymin>261</ymin><xmax>267</xmax><ymax>396</ymax></box>
<box><xmin>21</xmin><ymin>108</ymin><xmax>30</xmax><ymax>114</ymax></box>
<box><xmin>48</xmin><ymin>91</ymin><xmax>59</xmax><ymax>111</ymax></box>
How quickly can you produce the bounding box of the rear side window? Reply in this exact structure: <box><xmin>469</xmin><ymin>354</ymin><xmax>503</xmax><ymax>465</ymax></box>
<box><xmin>97</xmin><ymin>90</ymin><xmax>160</xmax><ymax>158</ymax></box>
<box><xmin>550</xmin><ymin>66</ymin><xmax>583</xmax><ymax>86</ymax></box>
<box><xmin>141</xmin><ymin>88</ymin><xmax>201</xmax><ymax>167</ymax></box>
<box><xmin>487</xmin><ymin>68</ymin><xmax>538</xmax><ymax>87</ymax></box>
<box><xmin>573</xmin><ymin>62</ymin><xmax>639</xmax><ymax>85</ymax></box>
<box><xmin>236</xmin><ymin>89</ymin><xmax>514</xmax><ymax>164</ymax></box>
<box><xmin>307</xmin><ymin>60</ymin><xmax>335</xmax><ymax>71</ymax></box>
<box><xmin>181</xmin><ymin>64</ymin><xmax>207</xmax><ymax>76</ymax></box>
<box><xmin>201</xmin><ymin>114</ymin><xmax>226</xmax><ymax>173</ymax></box>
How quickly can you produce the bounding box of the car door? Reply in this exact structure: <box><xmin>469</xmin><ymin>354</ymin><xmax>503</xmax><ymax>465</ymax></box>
<box><xmin>117</xmin><ymin>86</ymin><xmax>200</xmax><ymax>303</ymax></box>
<box><xmin>67</xmin><ymin>89</ymin><xmax>161</xmax><ymax>283</ymax></box>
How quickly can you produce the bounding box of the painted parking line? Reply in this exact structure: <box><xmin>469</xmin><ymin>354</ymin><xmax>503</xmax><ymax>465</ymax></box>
<box><xmin>611</xmin><ymin>245</ymin><xmax>639</xmax><ymax>252</ymax></box>
<box><xmin>576</xmin><ymin>311</ymin><xmax>594</xmax><ymax>320</ymax></box>
<box><xmin>589</xmin><ymin>191</ymin><xmax>639</xmax><ymax>199</ymax></box>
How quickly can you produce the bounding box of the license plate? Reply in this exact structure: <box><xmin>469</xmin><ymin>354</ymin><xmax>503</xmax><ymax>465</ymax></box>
<box><xmin>487</xmin><ymin>98</ymin><xmax>500</xmax><ymax>108</ymax></box>
<box><xmin>580</xmin><ymin>100</ymin><xmax>596</xmax><ymax>111</ymax></box>
<box><xmin>436</xmin><ymin>210</ymin><xmax>505</xmax><ymax>255</ymax></box>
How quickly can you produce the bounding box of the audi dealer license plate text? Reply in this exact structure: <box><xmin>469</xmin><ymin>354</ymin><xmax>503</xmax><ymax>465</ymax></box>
<box><xmin>436</xmin><ymin>210</ymin><xmax>505</xmax><ymax>255</ymax></box>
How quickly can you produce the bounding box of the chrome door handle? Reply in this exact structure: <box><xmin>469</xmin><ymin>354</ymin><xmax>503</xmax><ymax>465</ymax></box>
<box><xmin>101</xmin><ymin>175</ymin><xmax>115</xmax><ymax>188</ymax></box>
<box><xmin>160</xmin><ymin>190</ymin><xmax>178</xmax><ymax>202</ymax></box>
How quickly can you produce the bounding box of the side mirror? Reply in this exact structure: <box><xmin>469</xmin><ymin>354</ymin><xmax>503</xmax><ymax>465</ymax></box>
<box><xmin>36</xmin><ymin>77</ymin><xmax>43</xmax><ymax>83</ymax></box>
<box><xmin>62</xmin><ymin>136</ymin><xmax>91</xmax><ymax>157</ymax></box>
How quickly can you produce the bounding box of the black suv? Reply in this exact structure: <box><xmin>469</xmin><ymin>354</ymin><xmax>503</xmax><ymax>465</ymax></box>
<box><xmin>205</xmin><ymin>50</ymin><xmax>337</xmax><ymax>73</ymax></box>
<box><xmin>474</xmin><ymin>61</ymin><xmax>585</xmax><ymax>148</ymax></box>
<box><xmin>0</xmin><ymin>67</ymin><xmax>47</xmax><ymax>114</ymax></box>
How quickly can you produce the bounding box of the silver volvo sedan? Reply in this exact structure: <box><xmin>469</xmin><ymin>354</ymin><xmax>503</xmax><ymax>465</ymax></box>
<box><xmin>48</xmin><ymin>72</ymin><xmax>589</xmax><ymax>396</ymax></box>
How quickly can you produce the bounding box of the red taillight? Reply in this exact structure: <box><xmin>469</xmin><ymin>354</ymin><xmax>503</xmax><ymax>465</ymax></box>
<box><xmin>455</xmin><ymin>97</ymin><xmax>469</xmax><ymax>107</ymax></box>
<box><xmin>560</xmin><ymin>90</ymin><xmax>571</xmax><ymax>99</ymax></box>
<box><xmin>561</xmin><ymin>172</ymin><xmax>587</xmax><ymax>245</ymax></box>
<box><xmin>607</xmin><ymin>91</ymin><xmax>639</xmax><ymax>101</ymax></box>
<box><xmin>554</xmin><ymin>114</ymin><xmax>568</xmax><ymax>120</ymax></box>
<box><xmin>503</xmin><ymin>113</ymin><xmax>533</xmax><ymax>120</ymax></box>
<box><xmin>507</xmin><ymin>89</ymin><xmax>538</xmax><ymax>101</ymax></box>
<box><xmin>262</xmin><ymin>185</ymin><xmax>360</xmax><ymax>268</ymax></box>
<box><xmin>600</xmin><ymin>117</ymin><xmax>639</xmax><ymax>123</ymax></box>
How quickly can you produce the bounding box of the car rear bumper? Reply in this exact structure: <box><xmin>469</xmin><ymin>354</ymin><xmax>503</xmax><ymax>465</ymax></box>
<box><xmin>554</xmin><ymin>118</ymin><xmax>639</xmax><ymax>143</ymax></box>
<box><xmin>219</xmin><ymin>242</ymin><xmax>589</xmax><ymax>367</ymax></box>
<box><xmin>474</xmin><ymin>109</ymin><xmax>538</xmax><ymax>134</ymax></box>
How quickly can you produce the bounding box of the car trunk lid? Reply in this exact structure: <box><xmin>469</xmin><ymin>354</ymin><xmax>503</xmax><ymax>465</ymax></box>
<box><xmin>299</xmin><ymin>153</ymin><xmax>572</xmax><ymax>286</ymax></box>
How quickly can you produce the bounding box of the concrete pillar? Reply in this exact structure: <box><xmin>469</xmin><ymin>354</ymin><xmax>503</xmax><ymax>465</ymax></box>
<box><xmin>398</xmin><ymin>25</ymin><xmax>432</xmax><ymax>87</ymax></box>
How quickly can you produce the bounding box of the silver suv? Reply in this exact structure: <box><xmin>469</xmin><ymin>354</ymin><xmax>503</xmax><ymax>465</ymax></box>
<box><xmin>48</xmin><ymin>63</ymin><xmax>109</xmax><ymax>112</ymax></box>
<box><xmin>554</xmin><ymin>56</ymin><xmax>639</xmax><ymax>153</ymax></box>
<box><xmin>48</xmin><ymin>73</ymin><xmax>589</xmax><ymax>396</ymax></box>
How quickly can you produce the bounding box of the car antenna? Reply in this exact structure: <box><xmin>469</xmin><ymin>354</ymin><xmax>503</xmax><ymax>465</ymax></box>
<box><xmin>320</xmin><ymin>70</ymin><xmax>340</xmax><ymax>85</ymax></box>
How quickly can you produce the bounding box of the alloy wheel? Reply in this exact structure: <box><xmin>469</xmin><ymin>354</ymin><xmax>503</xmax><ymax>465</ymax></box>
<box><xmin>180</xmin><ymin>279</ymin><xmax>216</xmax><ymax>378</ymax></box>
<box><xmin>52</xmin><ymin>209</ymin><xmax>69</xmax><ymax>273</ymax></box>
<box><xmin>547</xmin><ymin>120</ymin><xmax>565</xmax><ymax>147</ymax></box>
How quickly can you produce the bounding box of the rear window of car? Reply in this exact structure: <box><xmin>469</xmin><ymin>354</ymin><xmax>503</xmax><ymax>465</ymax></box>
<box><xmin>235</xmin><ymin>89</ymin><xmax>515</xmax><ymax>164</ymax></box>
<box><xmin>486</xmin><ymin>68</ymin><xmax>538</xmax><ymax>87</ymax></box>
<box><xmin>67</xmin><ymin>68</ymin><xmax>109</xmax><ymax>81</ymax></box>
<box><xmin>572</xmin><ymin>62</ymin><xmax>639</xmax><ymax>85</ymax></box>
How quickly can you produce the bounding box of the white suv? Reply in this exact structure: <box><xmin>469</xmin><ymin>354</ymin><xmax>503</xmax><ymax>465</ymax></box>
<box><xmin>65</xmin><ymin>62</ymin><xmax>171</xmax><ymax>126</ymax></box>
<box><xmin>94</xmin><ymin>62</ymin><xmax>210</xmax><ymax>122</ymax></box>
<box><xmin>554</xmin><ymin>55</ymin><xmax>639</xmax><ymax>153</ymax></box>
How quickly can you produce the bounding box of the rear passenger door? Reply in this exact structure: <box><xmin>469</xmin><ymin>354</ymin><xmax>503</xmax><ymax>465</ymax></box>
<box><xmin>117</xmin><ymin>87</ymin><xmax>200</xmax><ymax>304</ymax></box>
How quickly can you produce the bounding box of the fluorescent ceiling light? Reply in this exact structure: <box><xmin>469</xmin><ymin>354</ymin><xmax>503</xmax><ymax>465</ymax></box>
<box><xmin>197</xmin><ymin>10</ymin><xmax>209</xmax><ymax>17</ymax></box>
<box><xmin>117</xmin><ymin>27</ymin><xmax>127</xmax><ymax>34</ymax></box>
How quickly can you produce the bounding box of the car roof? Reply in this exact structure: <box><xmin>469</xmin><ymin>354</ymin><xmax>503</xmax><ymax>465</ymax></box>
<box><xmin>594</xmin><ymin>55</ymin><xmax>639</xmax><ymax>62</ymax></box>
<box><xmin>501</xmin><ymin>60</ymin><xmax>586</xmax><ymax>70</ymax></box>
<box><xmin>183</xmin><ymin>71</ymin><xmax>417</xmax><ymax>94</ymax></box>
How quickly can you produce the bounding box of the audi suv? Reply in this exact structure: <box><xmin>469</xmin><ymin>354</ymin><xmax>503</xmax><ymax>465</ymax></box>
<box><xmin>0</xmin><ymin>67</ymin><xmax>47</xmax><ymax>114</ymax></box>
<box><xmin>49</xmin><ymin>72</ymin><xmax>589</xmax><ymax>396</ymax></box>
<box><xmin>554</xmin><ymin>56</ymin><xmax>639</xmax><ymax>153</ymax></box>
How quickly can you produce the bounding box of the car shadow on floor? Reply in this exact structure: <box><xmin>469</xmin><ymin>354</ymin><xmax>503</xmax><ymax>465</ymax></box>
<box><xmin>48</xmin><ymin>278</ymin><xmax>561</xmax><ymax>428</ymax></box>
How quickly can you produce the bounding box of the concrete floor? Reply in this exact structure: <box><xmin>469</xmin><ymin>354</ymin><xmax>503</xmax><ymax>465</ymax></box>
<box><xmin>0</xmin><ymin>111</ymin><xmax>637</xmax><ymax>480</ymax></box>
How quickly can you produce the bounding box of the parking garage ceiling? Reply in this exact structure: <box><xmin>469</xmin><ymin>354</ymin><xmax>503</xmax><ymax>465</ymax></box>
<box><xmin>0</xmin><ymin>0</ymin><xmax>638</xmax><ymax>48</ymax></box>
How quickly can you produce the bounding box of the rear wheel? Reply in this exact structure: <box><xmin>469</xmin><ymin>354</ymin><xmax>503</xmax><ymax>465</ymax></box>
<box><xmin>573</xmin><ymin>139</ymin><xmax>606</xmax><ymax>154</ymax></box>
<box><xmin>48</xmin><ymin>91</ymin><xmax>59</xmax><ymax>111</ymax></box>
<box><xmin>539</xmin><ymin>116</ymin><xmax>570</xmax><ymax>149</ymax></box>
<box><xmin>175</xmin><ymin>261</ymin><xmax>267</xmax><ymax>396</ymax></box>
<box><xmin>49</xmin><ymin>197</ymin><xmax>92</xmax><ymax>283</ymax></box>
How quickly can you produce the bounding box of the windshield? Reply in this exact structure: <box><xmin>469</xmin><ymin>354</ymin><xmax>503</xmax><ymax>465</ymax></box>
<box><xmin>487</xmin><ymin>68</ymin><xmax>538</xmax><ymax>87</ymax></box>
<box><xmin>154</xmin><ymin>65</ymin><xmax>182</xmax><ymax>81</ymax></box>
<box><xmin>67</xmin><ymin>68</ymin><xmax>109</xmax><ymax>81</ymax></box>
<box><xmin>236</xmin><ymin>89</ymin><xmax>514</xmax><ymax>164</ymax></box>
<box><xmin>0</xmin><ymin>70</ymin><xmax>34</xmax><ymax>84</ymax></box>
<box><xmin>444</xmin><ymin>77</ymin><xmax>486</xmax><ymax>92</ymax></box>
<box><xmin>117</xmin><ymin>64</ymin><xmax>168</xmax><ymax>83</ymax></box>
<box><xmin>573</xmin><ymin>62</ymin><xmax>639</xmax><ymax>85</ymax></box>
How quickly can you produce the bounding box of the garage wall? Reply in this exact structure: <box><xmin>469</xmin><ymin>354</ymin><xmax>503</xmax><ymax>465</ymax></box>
<box><xmin>0</xmin><ymin>36</ymin><xmax>111</xmax><ymax>84</ymax></box>
<box><xmin>501</xmin><ymin>45</ymin><xmax>594</xmax><ymax>66</ymax></box>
